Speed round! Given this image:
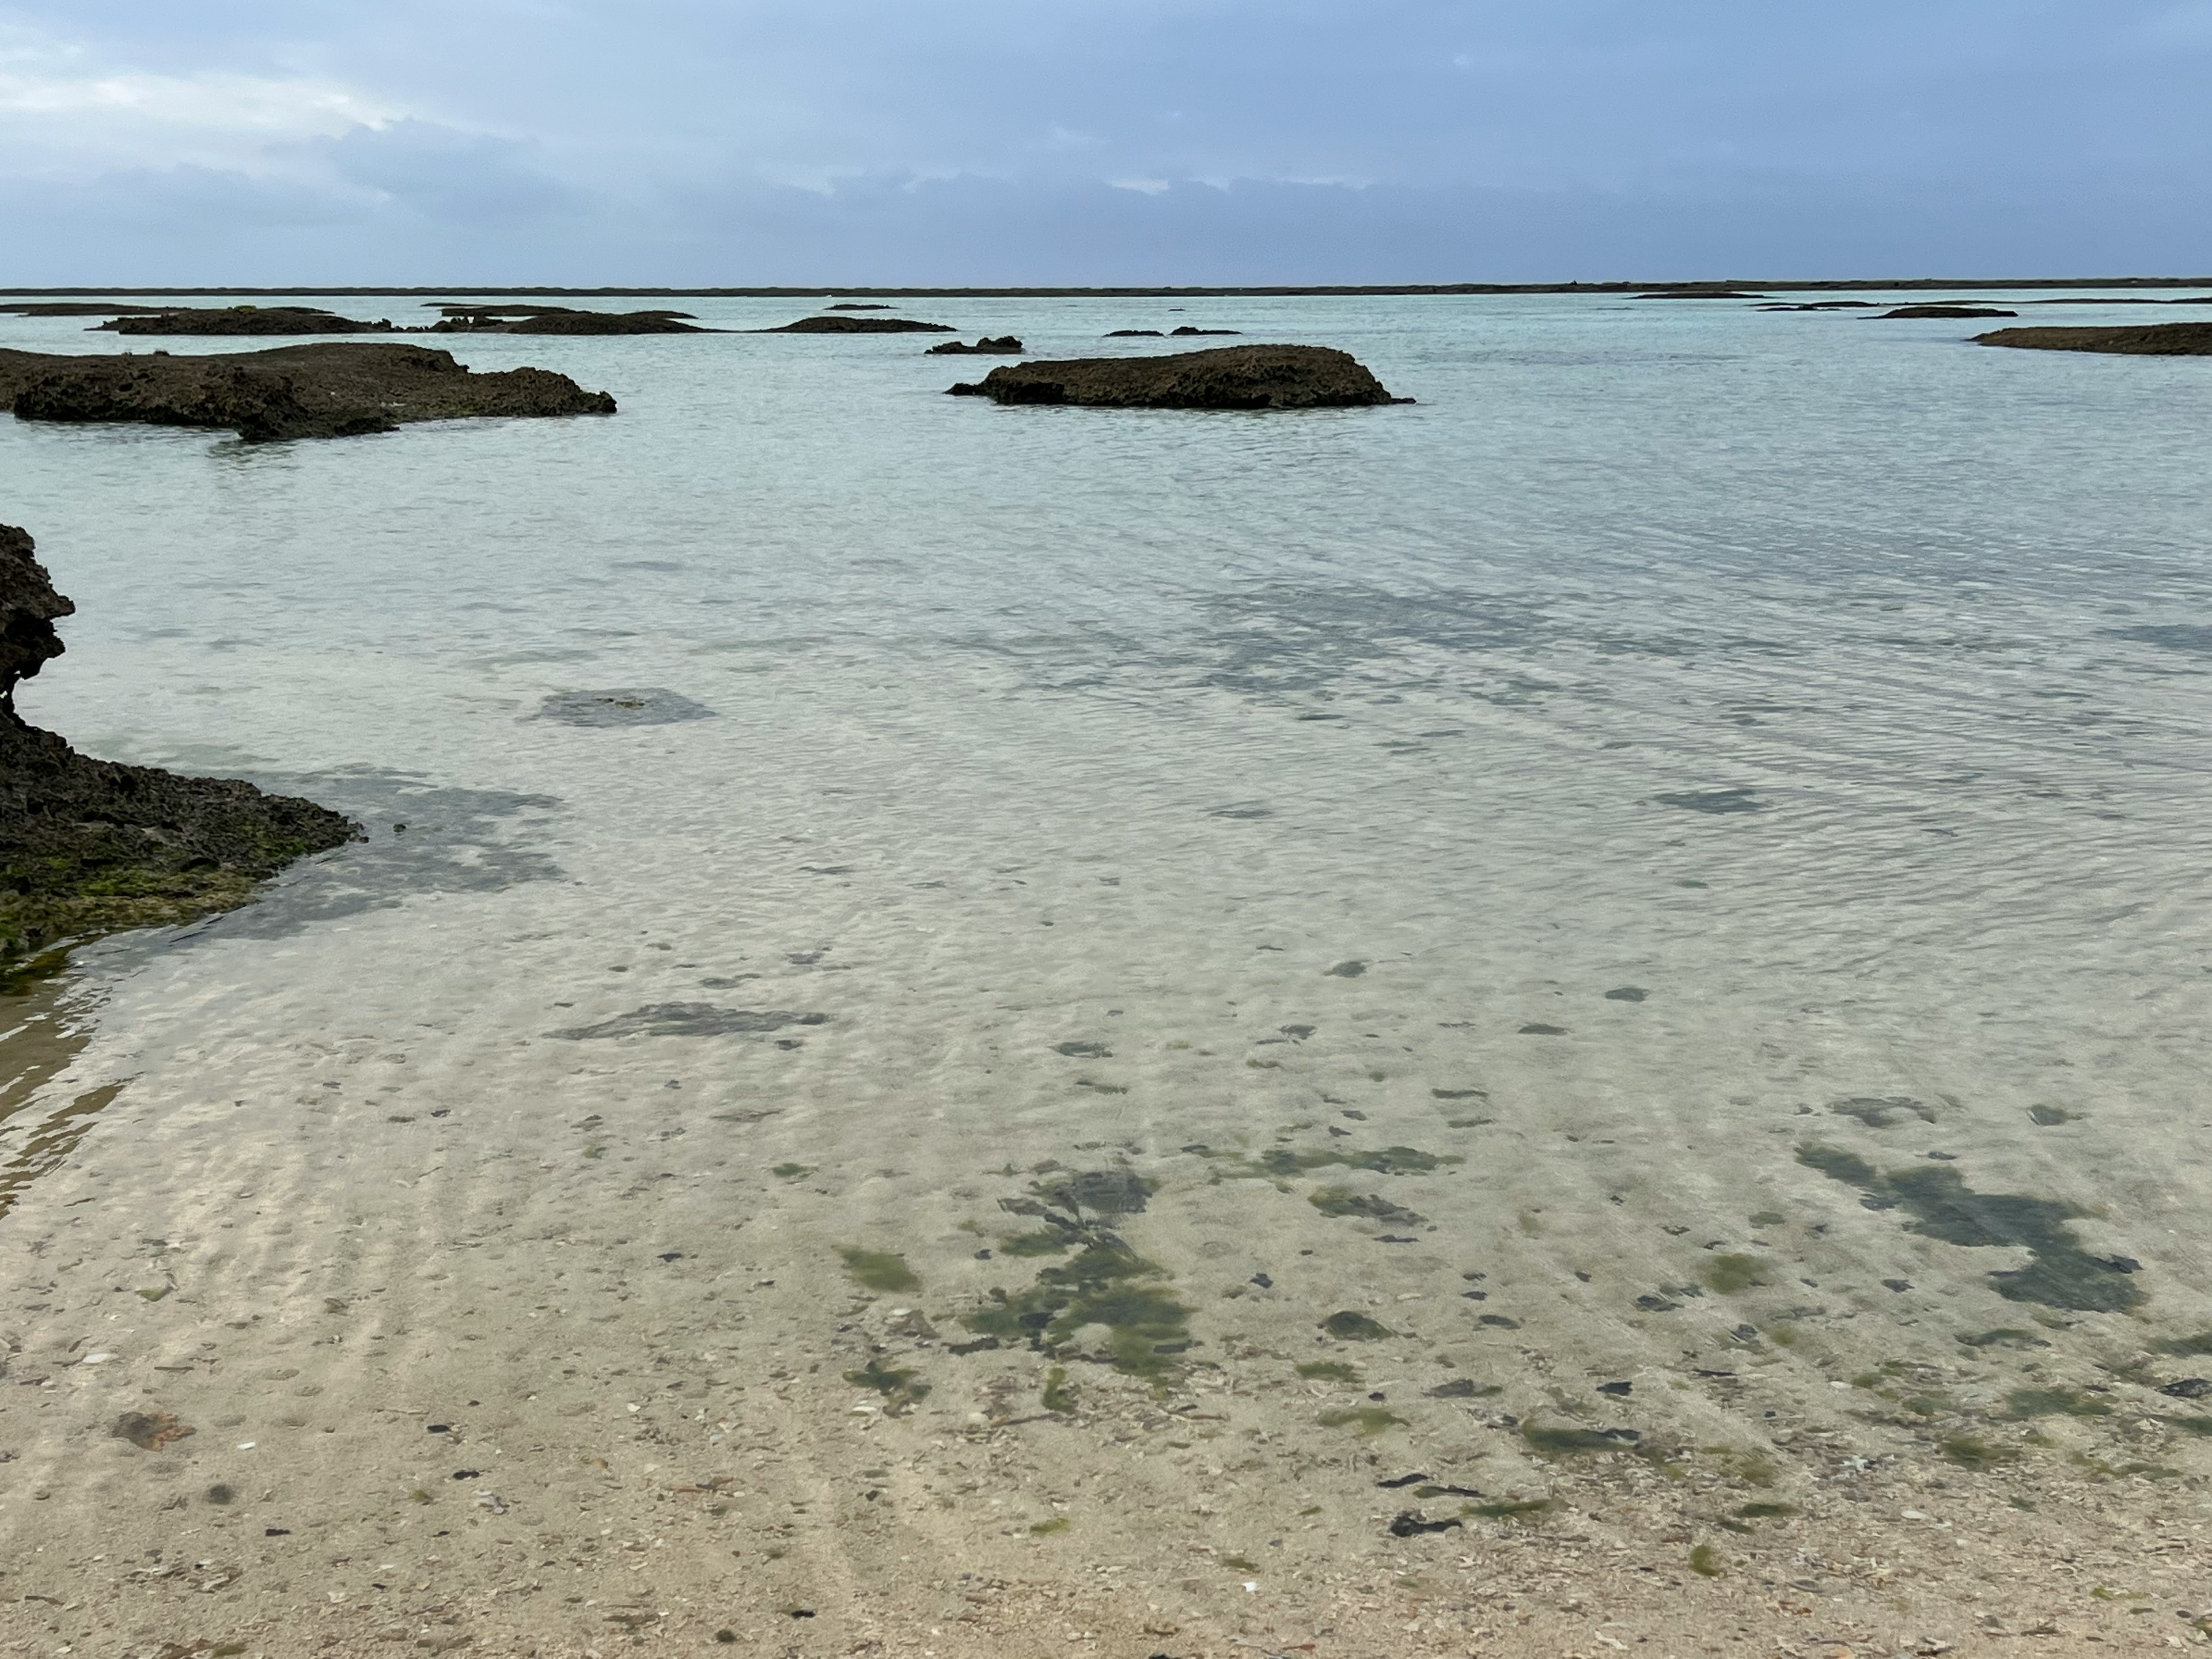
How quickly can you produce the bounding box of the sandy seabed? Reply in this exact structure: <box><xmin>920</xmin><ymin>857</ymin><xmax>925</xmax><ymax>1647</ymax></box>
<box><xmin>1</xmin><ymin>632</ymin><xmax>2208</xmax><ymax>1659</ymax></box>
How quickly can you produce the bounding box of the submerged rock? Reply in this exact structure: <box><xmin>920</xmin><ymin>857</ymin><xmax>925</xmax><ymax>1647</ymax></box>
<box><xmin>0</xmin><ymin>343</ymin><xmax>616</xmax><ymax>442</ymax></box>
<box><xmin>1171</xmin><ymin>325</ymin><xmax>1240</xmax><ymax>335</ymax></box>
<box><xmin>949</xmin><ymin>344</ymin><xmax>1406</xmax><ymax>409</ymax></box>
<box><xmin>1973</xmin><ymin>321</ymin><xmax>2212</xmax><ymax>355</ymax></box>
<box><xmin>1873</xmin><ymin>305</ymin><xmax>2018</xmax><ymax>320</ymax></box>
<box><xmin>0</xmin><ymin>522</ymin><xmax>356</xmax><ymax>959</ymax></box>
<box><xmin>535</xmin><ymin>688</ymin><xmax>716</xmax><ymax>726</ymax></box>
<box><xmin>925</xmin><ymin>336</ymin><xmax>1025</xmax><ymax>355</ymax></box>
<box><xmin>1104</xmin><ymin>329</ymin><xmax>1164</xmax><ymax>337</ymax></box>
<box><xmin>756</xmin><ymin>316</ymin><xmax>957</xmax><ymax>334</ymax></box>
<box><xmin>97</xmin><ymin>306</ymin><xmax>387</xmax><ymax>336</ymax></box>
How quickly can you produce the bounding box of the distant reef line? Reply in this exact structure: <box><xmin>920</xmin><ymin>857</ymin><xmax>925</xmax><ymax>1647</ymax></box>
<box><xmin>5</xmin><ymin>277</ymin><xmax>2212</xmax><ymax>300</ymax></box>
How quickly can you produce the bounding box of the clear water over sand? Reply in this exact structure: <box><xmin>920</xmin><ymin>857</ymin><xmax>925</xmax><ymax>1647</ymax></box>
<box><xmin>3</xmin><ymin>293</ymin><xmax>2211</xmax><ymax>1653</ymax></box>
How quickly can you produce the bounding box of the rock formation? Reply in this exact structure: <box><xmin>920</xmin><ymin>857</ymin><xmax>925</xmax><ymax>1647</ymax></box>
<box><xmin>1873</xmin><ymin>305</ymin><xmax>2018</xmax><ymax>320</ymax></box>
<box><xmin>0</xmin><ymin>343</ymin><xmax>616</xmax><ymax>442</ymax></box>
<box><xmin>925</xmin><ymin>336</ymin><xmax>1025</xmax><ymax>355</ymax></box>
<box><xmin>1171</xmin><ymin>325</ymin><xmax>1241</xmax><ymax>335</ymax></box>
<box><xmin>946</xmin><ymin>344</ymin><xmax>1406</xmax><ymax>409</ymax></box>
<box><xmin>97</xmin><ymin>306</ymin><xmax>388</xmax><ymax>336</ymax></box>
<box><xmin>0</xmin><ymin>522</ymin><xmax>355</xmax><ymax>960</ymax></box>
<box><xmin>756</xmin><ymin>316</ymin><xmax>957</xmax><ymax>334</ymax></box>
<box><xmin>1105</xmin><ymin>329</ymin><xmax>1164</xmax><ymax>337</ymax></box>
<box><xmin>1972</xmin><ymin>321</ymin><xmax>2212</xmax><ymax>355</ymax></box>
<box><xmin>429</xmin><ymin>308</ymin><xmax>714</xmax><ymax>335</ymax></box>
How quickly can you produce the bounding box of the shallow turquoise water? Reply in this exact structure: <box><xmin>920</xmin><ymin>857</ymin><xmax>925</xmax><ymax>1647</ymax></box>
<box><xmin>4</xmin><ymin>291</ymin><xmax>2212</xmax><ymax>1346</ymax></box>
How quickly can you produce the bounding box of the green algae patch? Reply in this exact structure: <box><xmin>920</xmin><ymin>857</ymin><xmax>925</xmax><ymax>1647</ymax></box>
<box><xmin>1703</xmin><ymin>1253</ymin><xmax>1768</xmax><ymax>1295</ymax></box>
<box><xmin>771</xmin><ymin>1162</ymin><xmax>813</xmax><ymax>1179</ymax></box>
<box><xmin>1320</xmin><ymin>1310</ymin><xmax>1393</xmax><ymax>1341</ymax></box>
<box><xmin>1796</xmin><ymin>1143</ymin><xmax>2142</xmax><ymax>1313</ymax></box>
<box><xmin>1042</xmin><ymin>1366</ymin><xmax>1074</xmax><ymax>1414</ymax></box>
<box><xmin>838</xmin><ymin>1248</ymin><xmax>920</xmax><ymax>1294</ymax></box>
<box><xmin>1309</xmin><ymin>1186</ymin><xmax>1427</xmax><ymax>1226</ymax></box>
<box><xmin>2004</xmin><ymin>1387</ymin><xmax>2112</xmax><ymax>1419</ymax></box>
<box><xmin>1204</xmin><ymin>1143</ymin><xmax>1461</xmax><ymax>1180</ymax></box>
<box><xmin>1028</xmin><ymin>1517</ymin><xmax>1070</xmax><ymax>1535</ymax></box>
<box><xmin>963</xmin><ymin>1240</ymin><xmax>1190</xmax><ymax>1381</ymax></box>
<box><xmin>1318</xmin><ymin>1406</ymin><xmax>1404</xmax><ymax>1435</ymax></box>
<box><xmin>1522</xmin><ymin>1423</ymin><xmax>1643</xmax><ymax>1457</ymax></box>
<box><xmin>1688</xmin><ymin>1543</ymin><xmax>1724</xmax><ymax>1578</ymax></box>
<box><xmin>1940</xmin><ymin>1435</ymin><xmax>2019</xmax><ymax>1471</ymax></box>
<box><xmin>2151</xmin><ymin>1332</ymin><xmax>2212</xmax><ymax>1357</ymax></box>
<box><xmin>1296</xmin><ymin>1361</ymin><xmax>1361</xmax><ymax>1382</ymax></box>
<box><xmin>1002</xmin><ymin>1229</ymin><xmax>1074</xmax><ymax>1257</ymax></box>
<box><xmin>843</xmin><ymin>1359</ymin><xmax>930</xmax><ymax>1411</ymax></box>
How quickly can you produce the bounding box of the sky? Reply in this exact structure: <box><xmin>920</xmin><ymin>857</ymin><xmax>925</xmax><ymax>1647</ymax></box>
<box><xmin>2</xmin><ymin>1</ymin><xmax>2210</xmax><ymax>285</ymax></box>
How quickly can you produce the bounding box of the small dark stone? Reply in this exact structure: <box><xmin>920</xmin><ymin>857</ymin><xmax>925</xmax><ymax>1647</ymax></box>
<box><xmin>1883</xmin><ymin>1278</ymin><xmax>1912</xmax><ymax>1293</ymax></box>
<box><xmin>1389</xmin><ymin>1510</ymin><xmax>1464</xmax><ymax>1537</ymax></box>
<box><xmin>1249</xmin><ymin>1272</ymin><xmax>1272</xmax><ymax>1289</ymax></box>
<box><xmin>1597</xmin><ymin>1380</ymin><xmax>1632</xmax><ymax>1396</ymax></box>
<box><xmin>2158</xmin><ymin>1378</ymin><xmax>2212</xmax><ymax>1399</ymax></box>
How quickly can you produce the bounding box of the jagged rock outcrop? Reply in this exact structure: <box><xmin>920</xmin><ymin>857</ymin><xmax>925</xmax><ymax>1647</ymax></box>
<box><xmin>925</xmin><ymin>336</ymin><xmax>1025</xmax><ymax>355</ymax></box>
<box><xmin>0</xmin><ymin>343</ymin><xmax>616</xmax><ymax>442</ymax></box>
<box><xmin>1171</xmin><ymin>325</ymin><xmax>1240</xmax><ymax>335</ymax></box>
<box><xmin>1</xmin><ymin>523</ymin><xmax>355</xmax><ymax>959</ymax></box>
<box><xmin>757</xmin><ymin>316</ymin><xmax>957</xmax><ymax>334</ymax></box>
<box><xmin>947</xmin><ymin>344</ymin><xmax>1406</xmax><ymax>409</ymax></box>
<box><xmin>97</xmin><ymin>306</ymin><xmax>387</xmax><ymax>335</ymax></box>
<box><xmin>1973</xmin><ymin>321</ymin><xmax>2212</xmax><ymax>355</ymax></box>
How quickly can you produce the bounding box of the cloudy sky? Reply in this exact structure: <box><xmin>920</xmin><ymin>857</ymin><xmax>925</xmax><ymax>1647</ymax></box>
<box><xmin>2</xmin><ymin>1</ymin><xmax>2209</xmax><ymax>284</ymax></box>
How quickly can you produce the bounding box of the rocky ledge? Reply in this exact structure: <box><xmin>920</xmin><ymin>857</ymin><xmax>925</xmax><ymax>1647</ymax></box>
<box><xmin>97</xmin><ymin>306</ymin><xmax>389</xmax><ymax>336</ymax></box>
<box><xmin>757</xmin><ymin>316</ymin><xmax>957</xmax><ymax>334</ymax></box>
<box><xmin>946</xmin><ymin>344</ymin><xmax>1406</xmax><ymax>409</ymax></box>
<box><xmin>0</xmin><ymin>343</ymin><xmax>617</xmax><ymax>442</ymax></box>
<box><xmin>1</xmin><ymin>522</ymin><xmax>355</xmax><ymax>961</ymax></box>
<box><xmin>925</xmin><ymin>336</ymin><xmax>1025</xmax><ymax>355</ymax></box>
<box><xmin>1972</xmin><ymin>321</ymin><xmax>2212</xmax><ymax>355</ymax></box>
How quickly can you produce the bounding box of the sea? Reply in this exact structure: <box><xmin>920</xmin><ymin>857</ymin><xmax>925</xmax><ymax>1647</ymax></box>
<box><xmin>3</xmin><ymin>289</ymin><xmax>2211</xmax><ymax>1355</ymax></box>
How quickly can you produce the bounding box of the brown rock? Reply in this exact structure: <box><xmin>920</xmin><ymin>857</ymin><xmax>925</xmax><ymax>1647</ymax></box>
<box><xmin>925</xmin><ymin>336</ymin><xmax>1025</xmax><ymax>355</ymax></box>
<box><xmin>1873</xmin><ymin>305</ymin><xmax>2018</xmax><ymax>319</ymax></box>
<box><xmin>97</xmin><ymin>306</ymin><xmax>385</xmax><ymax>336</ymax></box>
<box><xmin>756</xmin><ymin>316</ymin><xmax>957</xmax><ymax>334</ymax></box>
<box><xmin>1973</xmin><ymin>321</ymin><xmax>2212</xmax><ymax>355</ymax></box>
<box><xmin>1</xmin><ymin>524</ymin><xmax>357</xmax><ymax>959</ymax></box>
<box><xmin>951</xmin><ymin>344</ymin><xmax>1406</xmax><ymax>409</ymax></box>
<box><xmin>0</xmin><ymin>343</ymin><xmax>616</xmax><ymax>442</ymax></box>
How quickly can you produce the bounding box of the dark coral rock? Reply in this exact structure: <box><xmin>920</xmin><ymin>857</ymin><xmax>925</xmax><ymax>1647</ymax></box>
<box><xmin>756</xmin><ymin>316</ymin><xmax>957</xmax><ymax>334</ymax></box>
<box><xmin>960</xmin><ymin>344</ymin><xmax>1405</xmax><ymax>410</ymax></box>
<box><xmin>1873</xmin><ymin>305</ymin><xmax>2018</xmax><ymax>320</ymax></box>
<box><xmin>0</xmin><ymin>523</ymin><xmax>356</xmax><ymax>957</ymax></box>
<box><xmin>926</xmin><ymin>336</ymin><xmax>1025</xmax><ymax>355</ymax></box>
<box><xmin>0</xmin><ymin>343</ymin><xmax>615</xmax><ymax>442</ymax></box>
<box><xmin>1974</xmin><ymin>321</ymin><xmax>2212</xmax><ymax>355</ymax></box>
<box><xmin>97</xmin><ymin>306</ymin><xmax>385</xmax><ymax>336</ymax></box>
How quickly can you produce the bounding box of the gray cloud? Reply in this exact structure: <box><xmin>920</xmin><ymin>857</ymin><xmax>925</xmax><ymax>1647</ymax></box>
<box><xmin>1</xmin><ymin>1</ymin><xmax>2207</xmax><ymax>279</ymax></box>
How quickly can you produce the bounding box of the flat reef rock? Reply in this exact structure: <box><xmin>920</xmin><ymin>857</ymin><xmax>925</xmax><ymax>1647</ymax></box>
<box><xmin>1973</xmin><ymin>320</ymin><xmax>2212</xmax><ymax>355</ymax></box>
<box><xmin>1</xmin><ymin>522</ymin><xmax>355</xmax><ymax>959</ymax></box>
<box><xmin>1874</xmin><ymin>305</ymin><xmax>2017</xmax><ymax>320</ymax></box>
<box><xmin>757</xmin><ymin>316</ymin><xmax>957</xmax><ymax>334</ymax></box>
<box><xmin>430</xmin><ymin>309</ymin><xmax>715</xmax><ymax>335</ymax></box>
<box><xmin>0</xmin><ymin>343</ymin><xmax>616</xmax><ymax>442</ymax></box>
<box><xmin>948</xmin><ymin>344</ymin><xmax>1406</xmax><ymax>409</ymax></box>
<box><xmin>97</xmin><ymin>306</ymin><xmax>387</xmax><ymax>336</ymax></box>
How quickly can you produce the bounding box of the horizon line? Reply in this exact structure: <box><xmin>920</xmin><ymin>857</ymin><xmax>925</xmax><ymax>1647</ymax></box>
<box><xmin>5</xmin><ymin>276</ymin><xmax>2212</xmax><ymax>300</ymax></box>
